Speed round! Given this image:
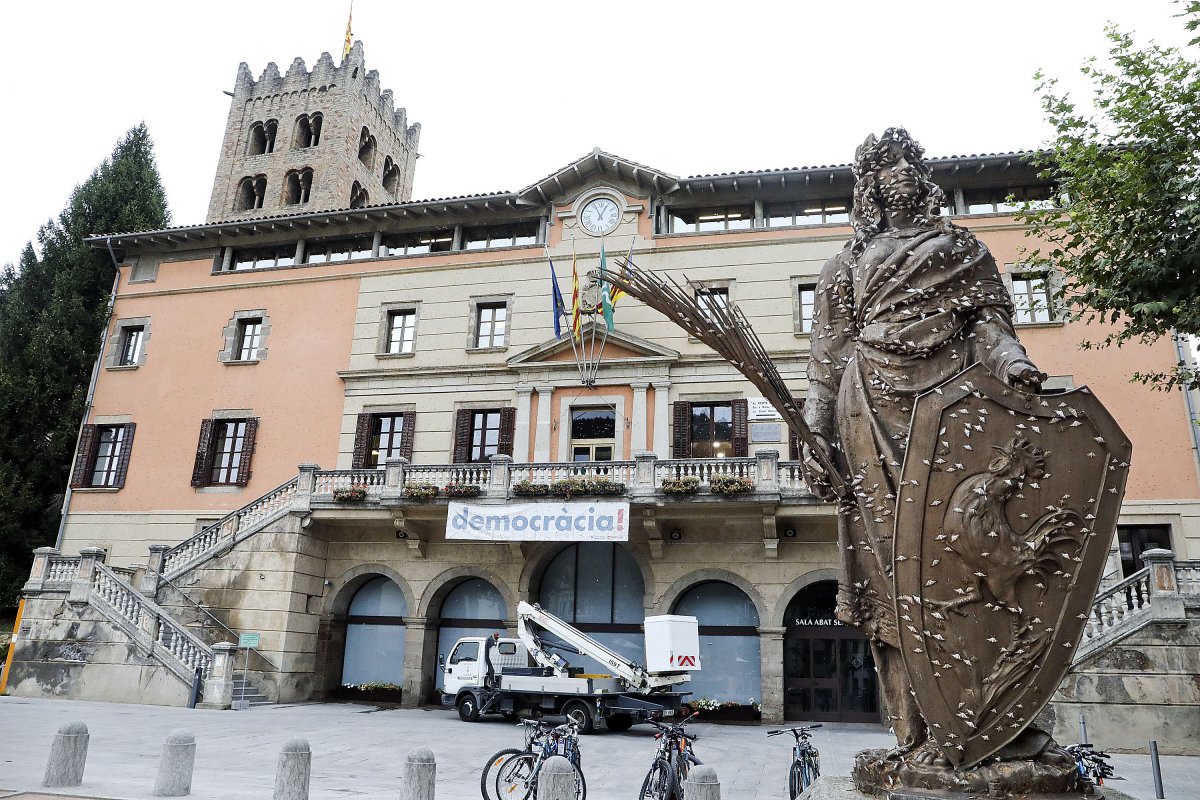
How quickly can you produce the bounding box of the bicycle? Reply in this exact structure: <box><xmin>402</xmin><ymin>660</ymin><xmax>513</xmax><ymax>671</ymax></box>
<box><xmin>493</xmin><ymin>719</ymin><xmax>586</xmax><ymax>800</ymax></box>
<box><xmin>638</xmin><ymin>712</ymin><xmax>701</xmax><ymax>800</ymax></box>
<box><xmin>1065</xmin><ymin>742</ymin><xmax>1114</xmax><ymax>792</ymax></box>
<box><xmin>481</xmin><ymin>719</ymin><xmax>553</xmax><ymax>800</ymax></box>
<box><xmin>767</xmin><ymin>724</ymin><xmax>822</xmax><ymax>799</ymax></box>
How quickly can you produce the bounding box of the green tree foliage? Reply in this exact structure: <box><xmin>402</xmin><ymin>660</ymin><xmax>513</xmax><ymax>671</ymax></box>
<box><xmin>0</xmin><ymin>123</ymin><xmax>169</xmax><ymax>607</ymax></box>
<box><xmin>1018</xmin><ymin>2</ymin><xmax>1200</xmax><ymax>389</ymax></box>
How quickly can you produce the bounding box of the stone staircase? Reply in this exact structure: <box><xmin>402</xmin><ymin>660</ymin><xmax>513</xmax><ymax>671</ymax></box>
<box><xmin>232</xmin><ymin>673</ymin><xmax>273</xmax><ymax>708</ymax></box>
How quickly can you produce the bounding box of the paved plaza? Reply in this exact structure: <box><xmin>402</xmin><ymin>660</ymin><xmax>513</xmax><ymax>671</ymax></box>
<box><xmin>0</xmin><ymin>697</ymin><xmax>1195</xmax><ymax>799</ymax></box>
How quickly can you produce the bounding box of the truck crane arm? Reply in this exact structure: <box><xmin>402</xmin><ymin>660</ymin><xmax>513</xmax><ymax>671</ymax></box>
<box><xmin>515</xmin><ymin>601</ymin><xmax>683</xmax><ymax>691</ymax></box>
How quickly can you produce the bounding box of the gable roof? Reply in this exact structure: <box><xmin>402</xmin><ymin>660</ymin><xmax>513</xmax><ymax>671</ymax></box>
<box><xmin>507</xmin><ymin>319</ymin><xmax>680</xmax><ymax>370</ymax></box>
<box><xmin>516</xmin><ymin>148</ymin><xmax>680</xmax><ymax>205</ymax></box>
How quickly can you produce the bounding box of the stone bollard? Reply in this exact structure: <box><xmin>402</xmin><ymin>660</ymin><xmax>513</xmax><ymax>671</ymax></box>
<box><xmin>43</xmin><ymin>720</ymin><xmax>89</xmax><ymax>787</ymax></box>
<box><xmin>273</xmin><ymin>738</ymin><xmax>311</xmax><ymax>800</ymax></box>
<box><xmin>684</xmin><ymin>765</ymin><xmax>721</xmax><ymax>800</ymax></box>
<box><xmin>402</xmin><ymin>747</ymin><xmax>436</xmax><ymax>800</ymax></box>
<box><xmin>153</xmin><ymin>728</ymin><xmax>196</xmax><ymax>796</ymax></box>
<box><xmin>536</xmin><ymin>755</ymin><xmax>576</xmax><ymax>800</ymax></box>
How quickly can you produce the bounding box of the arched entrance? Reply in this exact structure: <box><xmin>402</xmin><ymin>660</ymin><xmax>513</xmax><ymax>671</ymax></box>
<box><xmin>434</xmin><ymin>578</ymin><xmax>507</xmax><ymax>690</ymax></box>
<box><xmin>783</xmin><ymin>581</ymin><xmax>879</xmax><ymax>722</ymax></box>
<box><xmin>672</xmin><ymin>581</ymin><xmax>761</xmax><ymax>703</ymax></box>
<box><xmin>538</xmin><ymin>543</ymin><xmax>645</xmax><ymax>673</ymax></box>
<box><xmin>341</xmin><ymin>576</ymin><xmax>407</xmax><ymax>686</ymax></box>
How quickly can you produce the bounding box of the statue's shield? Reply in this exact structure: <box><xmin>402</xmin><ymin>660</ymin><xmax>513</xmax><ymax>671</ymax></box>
<box><xmin>893</xmin><ymin>363</ymin><xmax>1131</xmax><ymax>768</ymax></box>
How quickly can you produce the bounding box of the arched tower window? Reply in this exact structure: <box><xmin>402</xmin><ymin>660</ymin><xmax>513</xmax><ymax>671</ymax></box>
<box><xmin>293</xmin><ymin>113</ymin><xmax>323</xmax><ymax>149</ymax></box>
<box><xmin>349</xmin><ymin>181</ymin><xmax>369</xmax><ymax>209</ymax></box>
<box><xmin>282</xmin><ymin>168</ymin><xmax>314</xmax><ymax>206</ymax></box>
<box><xmin>382</xmin><ymin>156</ymin><xmax>402</xmax><ymax>195</ymax></box>
<box><xmin>248</xmin><ymin>120</ymin><xmax>279</xmax><ymax>156</ymax></box>
<box><xmin>233</xmin><ymin>175</ymin><xmax>267</xmax><ymax>212</ymax></box>
<box><xmin>358</xmin><ymin>127</ymin><xmax>378</xmax><ymax>170</ymax></box>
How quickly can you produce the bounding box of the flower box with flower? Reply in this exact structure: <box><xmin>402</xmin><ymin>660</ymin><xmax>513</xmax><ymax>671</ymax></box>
<box><xmin>512</xmin><ymin>480</ymin><xmax>550</xmax><ymax>497</ymax></box>
<box><xmin>444</xmin><ymin>483</ymin><xmax>481</xmax><ymax>498</ymax></box>
<box><xmin>661</xmin><ymin>476</ymin><xmax>701</xmax><ymax>495</ymax></box>
<box><xmin>709</xmin><ymin>474</ymin><xmax>755</xmax><ymax>495</ymax></box>
<box><xmin>403</xmin><ymin>483</ymin><xmax>439</xmax><ymax>501</ymax></box>
<box><xmin>683</xmin><ymin>697</ymin><xmax>762</xmax><ymax>723</ymax></box>
<box><xmin>333</xmin><ymin>681</ymin><xmax>403</xmax><ymax>703</ymax></box>
<box><xmin>332</xmin><ymin>485</ymin><xmax>368</xmax><ymax>502</ymax></box>
<box><xmin>550</xmin><ymin>477</ymin><xmax>627</xmax><ymax>498</ymax></box>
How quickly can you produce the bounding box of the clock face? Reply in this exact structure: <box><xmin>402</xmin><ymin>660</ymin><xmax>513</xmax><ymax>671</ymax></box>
<box><xmin>580</xmin><ymin>197</ymin><xmax>620</xmax><ymax>235</ymax></box>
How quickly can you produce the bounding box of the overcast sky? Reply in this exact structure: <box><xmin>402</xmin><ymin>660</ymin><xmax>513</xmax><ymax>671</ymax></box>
<box><xmin>1</xmin><ymin>1</ymin><xmax>1193</xmax><ymax>267</ymax></box>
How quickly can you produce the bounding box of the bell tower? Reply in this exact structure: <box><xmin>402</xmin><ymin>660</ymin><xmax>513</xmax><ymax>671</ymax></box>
<box><xmin>206</xmin><ymin>42</ymin><xmax>420</xmax><ymax>222</ymax></box>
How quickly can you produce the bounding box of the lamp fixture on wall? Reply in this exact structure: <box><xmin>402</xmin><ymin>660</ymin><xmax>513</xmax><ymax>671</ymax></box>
<box><xmin>669</xmin><ymin>529</ymin><xmax>683</xmax><ymax>541</ymax></box>
<box><xmin>784</xmin><ymin>528</ymin><xmax>797</xmax><ymax>538</ymax></box>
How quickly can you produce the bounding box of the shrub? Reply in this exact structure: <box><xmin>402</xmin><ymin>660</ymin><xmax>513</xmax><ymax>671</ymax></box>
<box><xmin>709</xmin><ymin>474</ymin><xmax>755</xmax><ymax>494</ymax></box>
<box><xmin>403</xmin><ymin>483</ymin><xmax>439</xmax><ymax>501</ymax></box>
<box><xmin>512</xmin><ymin>480</ymin><xmax>550</xmax><ymax>496</ymax></box>
<box><xmin>444</xmin><ymin>483</ymin><xmax>481</xmax><ymax>498</ymax></box>
<box><xmin>332</xmin><ymin>485</ymin><xmax>367</xmax><ymax>502</ymax></box>
<box><xmin>661</xmin><ymin>476</ymin><xmax>701</xmax><ymax>494</ymax></box>
<box><xmin>550</xmin><ymin>477</ymin><xmax>626</xmax><ymax>498</ymax></box>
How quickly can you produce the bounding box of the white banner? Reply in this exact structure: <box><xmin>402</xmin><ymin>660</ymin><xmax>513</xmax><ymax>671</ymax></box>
<box><xmin>446</xmin><ymin>501</ymin><xmax>630</xmax><ymax>542</ymax></box>
<box><xmin>747</xmin><ymin>398</ymin><xmax>783</xmax><ymax>420</ymax></box>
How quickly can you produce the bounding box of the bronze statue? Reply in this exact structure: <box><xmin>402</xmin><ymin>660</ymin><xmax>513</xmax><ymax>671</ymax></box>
<box><xmin>602</xmin><ymin>128</ymin><xmax>1130</xmax><ymax>797</ymax></box>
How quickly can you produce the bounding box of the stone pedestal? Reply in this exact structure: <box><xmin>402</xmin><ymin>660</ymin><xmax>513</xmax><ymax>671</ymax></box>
<box><xmin>43</xmin><ymin>720</ymin><xmax>89</xmax><ymax>787</ymax></box>
<box><xmin>153</xmin><ymin>728</ymin><xmax>196</xmax><ymax>796</ymax></box>
<box><xmin>798</xmin><ymin>775</ymin><xmax>1137</xmax><ymax>800</ymax></box>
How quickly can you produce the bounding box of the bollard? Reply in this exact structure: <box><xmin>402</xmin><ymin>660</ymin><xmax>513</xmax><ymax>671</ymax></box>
<box><xmin>684</xmin><ymin>765</ymin><xmax>721</xmax><ymax>800</ymax></box>
<box><xmin>536</xmin><ymin>755</ymin><xmax>576</xmax><ymax>800</ymax></box>
<box><xmin>1079</xmin><ymin>714</ymin><xmax>1088</xmax><ymax>745</ymax></box>
<box><xmin>43</xmin><ymin>720</ymin><xmax>89</xmax><ymax>787</ymax></box>
<box><xmin>273</xmin><ymin>738</ymin><xmax>311</xmax><ymax>800</ymax></box>
<box><xmin>402</xmin><ymin>747</ymin><xmax>436</xmax><ymax>800</ymax></box>
<box><xmin>1149</xmin><ymin>740</ymin><xmax>1165</xmax><ymax>799</ymax></box>
<box><xmin>153</xmin><ymin>728</ymin><xmax>196</xmax><ymax>796</ymax></box>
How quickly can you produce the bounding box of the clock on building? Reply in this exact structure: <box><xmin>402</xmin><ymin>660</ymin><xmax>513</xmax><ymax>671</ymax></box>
<box><xmin>579</xmin><ymin>197</ymin><xmax>620</xmax><ymax>235</ymax></box>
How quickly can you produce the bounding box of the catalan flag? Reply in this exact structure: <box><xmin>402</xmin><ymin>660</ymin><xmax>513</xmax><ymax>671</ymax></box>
<box><xmin>570</xmin><ymin>243</ymin><xmax>582</xmax><ymax>340</ymax></box>
<box><xmin>342</xmin><ymin>1</ymin><xmax>354</xmax><ymax>59</ymax></box>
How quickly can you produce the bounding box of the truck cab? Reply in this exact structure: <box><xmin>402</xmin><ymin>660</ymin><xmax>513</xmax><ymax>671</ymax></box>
<box><xmin>441</xmin><ymin>636</ymin><xmax>530</xmax><ymax>696</ymax></box>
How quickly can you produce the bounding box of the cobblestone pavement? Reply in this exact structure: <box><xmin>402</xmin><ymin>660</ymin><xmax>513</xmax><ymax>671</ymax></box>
<box><xmin>0</xmin><ymin>697</ymin><xmax>1195</xmax><ymax>799</ymax></box>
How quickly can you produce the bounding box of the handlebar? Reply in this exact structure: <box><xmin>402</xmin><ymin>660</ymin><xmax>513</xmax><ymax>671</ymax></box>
<box><xmin>766</xmin><ymin>724</ymin><xmax>822</xmax><ymax>738</ymax></box>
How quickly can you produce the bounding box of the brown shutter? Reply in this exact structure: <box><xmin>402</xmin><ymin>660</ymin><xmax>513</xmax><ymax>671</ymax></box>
<box><xmin>351</xmin><ymin>412</ymin><xmax>373</xmax><ymax>469</ymax></box>
<box><xmin>672</xmin><ymin>401</ymin><xmax>692</xmax><ymax>459</ymax></box>
<box><xmin>113</xmin><ymin>423</ymin><xmax>136</xmax><ymax>489</ymax></box>
<box><xmin>788</xmin><ymin>430</ymin><xmax>800</xmax><ymax>461</ymax></box>
<box><xmin>70</xmin><ymin>425</ymin><xmax>99</xmax><ymax>488</ymax></box>
<box><xmin>498</xmin><ymin>407</ymin><xmax>517</xmax><ymax>457</ymax></box>
<box><xmin>235</xmin><ymin>417</ymin><xmax>259</xmax><ymax>487</ymax></box>
<box><xmin>191</xmin><ymin>419</ymin><xmax>215</xmax><ymax>487</ymax></box>
<box><xmin>452</xmin><ymin>409</ymin><xmax>473</xmax><ymax>463</ymax></box>
<box><xmin>399</xmin><ymin>411</ymin><xmax>416</xmax><ymax>461</ymax></box>
<box><xmin>732</xmin><ymin>399</ymin><xmax>749</xmax><ymax>458</ymax></box>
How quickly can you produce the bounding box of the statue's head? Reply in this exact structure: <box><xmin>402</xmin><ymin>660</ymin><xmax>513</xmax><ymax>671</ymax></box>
<box><xmin>850</xmin><ymin>128</ymin><xmax>946</xmax><ymax>244</ymax></box>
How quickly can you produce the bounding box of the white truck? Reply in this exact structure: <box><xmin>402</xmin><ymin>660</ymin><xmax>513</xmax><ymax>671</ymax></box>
<box><xmin>439</xmin><ymin>600</ymin><xmax>700</xmax><ymax>733</ymax></box>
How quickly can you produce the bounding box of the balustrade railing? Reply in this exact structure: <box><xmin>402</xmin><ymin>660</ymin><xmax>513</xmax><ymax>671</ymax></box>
<box><xmin>655</xmin><ymin>457</ymin><xmax>754</xmax><ymax>485</ymax></box>
<box><xmin>154</xmin><ymin>614</ymin><xmax>214</xmax><ymax>678</ymax></box>
<box><xmin>92</xmin><ymin>563</ymin><xmax>143</xmax><ymax>628</ymax></box>
<box><xmin>1083</xmin><ymin>567</ymin><xmax>1151</xmax><ymax>643</ymax></box>
<box><xmin>160</xmin><ymin>476</ymin><xmax>298</xmax><ymax>578</ymax></box>
<box><xmin>314</xmin><ymin>469</ymin><xmax>387</xmax><ymax>496</ymax></box>
<box><xmin>46</xmin><ymin>556</ymin><xmax>80</xmax><ymax>586</ymax></box>
<box><xmin>1176</xmin><ymin>560</ymin><xmax>1200</xmax><ymax>595</ymax></box>
<box><xmin>403</xmin><ymin>463</ymin><xmax>490</xmax><ymax>489</ymax></box>
<box><xmin>778</xmin><ymin>461</ymin><xmax>811</xmax><ymax>495</ymax></box>
<box><xmin>512</xmin><ymin>461</ymin><xmax>636</xmax><ymax>485</ymax></box>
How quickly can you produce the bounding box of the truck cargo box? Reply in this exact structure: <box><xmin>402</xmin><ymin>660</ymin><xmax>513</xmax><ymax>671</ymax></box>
<box><xmin>644</xmin><ymin>614</ymin><xmax>701</xmax><ymax>673</ymax></box>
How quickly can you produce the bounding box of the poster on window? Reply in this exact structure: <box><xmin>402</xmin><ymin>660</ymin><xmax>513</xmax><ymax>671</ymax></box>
<box><xmin>446</xmin><ymin>501</ymin><xmax>629</xmax><ymax>542</ymax></box>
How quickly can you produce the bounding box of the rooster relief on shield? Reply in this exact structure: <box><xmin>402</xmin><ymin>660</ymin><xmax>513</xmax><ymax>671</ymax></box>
<box><xmin>930</xmin><ymin>435</ymin><xmax>1084</xmax><ymax>711</ymax></box>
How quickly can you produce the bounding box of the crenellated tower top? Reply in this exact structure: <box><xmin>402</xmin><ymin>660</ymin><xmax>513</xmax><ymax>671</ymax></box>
<box><xmin>206</xmin><ymin>42</ymin><xmax>421</xmax><ymax>223</ymax></box>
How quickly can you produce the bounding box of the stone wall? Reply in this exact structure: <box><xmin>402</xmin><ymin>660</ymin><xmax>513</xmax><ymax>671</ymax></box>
<box><xmin>1051</xmin><ymin>608</ymin><xmax>1200</xmax><ymax>755</ymax></box>
<box><xmin>6</xmin><ymin>592</ymin><xmax>191</xmax><ymax>706</ymax></box>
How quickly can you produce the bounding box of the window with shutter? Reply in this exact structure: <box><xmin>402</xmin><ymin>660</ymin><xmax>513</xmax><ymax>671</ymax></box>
<box><xmin>70</xmin><ymin>425</ymin><xmax>99</xmax><ymax>489</ymax></box>
<box><xmin>452</xmin><ymin>408</ymin><xmax>474</xmax><ymax>463</ymax></box>
<box><xmin>191</xmin><ymin>419</ymin><xmax>215</xmax><ymax>487</ymax></box>
<box><xmin>732</xmin><ymin>399</ymin><xmax>749</xmax><ymax>458</ymax></box>
<box><xmin>399</xmin><ymin>410</ymin><xmax>416</xmax><ymax>461</ymax></box>
<box><xmin>351</xmin><ymin>413</ymin><xmax>373</xmax><ymax>469</ymax></box>
<box><xmin>498</xmin><ymin>407</ymin><xmax>516</xmax><ymax>457</ymax></box>
<box><xmin>672</xmin><ymin>401</ymin><xmax>691</xmax><ymax>459</ymax></box>
<box><xmin>112</xmin><ymin>423</ymin><xmax>136</xmax><ymax>488</ymax></box>
<box><xmin>235</xmin><ymin>418</ymin><xmax>259</xmax><ymax>487</ymax></box>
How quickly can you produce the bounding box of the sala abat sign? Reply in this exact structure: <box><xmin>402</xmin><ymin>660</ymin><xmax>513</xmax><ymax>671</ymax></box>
<box><xmin>446</xmin><ymin>501</ymin><xmax>629</xmax><ymax>542</ymax></box>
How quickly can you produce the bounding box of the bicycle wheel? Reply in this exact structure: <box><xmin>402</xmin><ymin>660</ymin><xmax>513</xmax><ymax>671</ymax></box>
<box><xmin>495</xmin><ymin>753</ymin><xmax>538</xmax><ymax>800</ymax></box>
<box><xmin>788</xmin><ymin>760</ymin><xmax>804</xmax><ymax>800</ymax></box>
<box><xmin>639</xmin><ymin>757</ymin><xmax>676</xmax><ymax>800</ymax></box>
<box><xmin>481</xmin><ymin>748</ymin><xmax>524</xmax><ymax>800</ymax></box>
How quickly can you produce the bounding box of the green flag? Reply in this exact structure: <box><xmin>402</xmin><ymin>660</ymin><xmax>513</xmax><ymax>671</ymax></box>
<box><xmin>599</xmin><ymin>239</ymin><xmax>614</xmax><ymax>330</ymax></box>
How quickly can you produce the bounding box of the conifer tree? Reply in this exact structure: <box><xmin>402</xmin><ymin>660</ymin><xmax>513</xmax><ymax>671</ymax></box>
<box><xmin>0</xmin><ymin>123</ymin><xmax>169</xmax><ymax>606</ymax></box>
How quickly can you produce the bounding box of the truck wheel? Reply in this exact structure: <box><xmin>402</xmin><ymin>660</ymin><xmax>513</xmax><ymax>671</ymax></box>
<box><xmin>458</xmin><ymin>694</ymin><xmax>480</xmax><ymax>722</ymax></box>
<box><xmin>563</xmin><ymin>700</ymin><xmax>594</xmax><ymax>734</ymax></box>
<box><xmin>606</xmin><ymin>714</ymin><xmax>634</xmax><ymax>732</ymax></box>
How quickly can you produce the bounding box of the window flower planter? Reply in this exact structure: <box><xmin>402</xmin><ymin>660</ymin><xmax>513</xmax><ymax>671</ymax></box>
<box><xmin>444</xmin><ymin>483</ymin><xmax>481</xmax><ymax>498</ymax></box>
<box><xmin>512</xmin><ymin>481</ymin><xmax>550</xmax><ymax>497</ymax></box>
<box><xmin>332</xmin><ymin>486</ymin><xmax>368</xmax><ymax>502</ymax></box>
<box><xmin>661</xmin><ymin>477</ymin><xmax>701</xmax><ymax>495</ymax></box>
<box><xmin>403</xmin><ymin>483</ymin><xmax>439</xmax><ymax>501</ymax></box>
<box><xmin>550</xmin><ymin>478</ymin><xmax>626</xmax><ymax>498</ymax></box>
<box><xmin>334</xmin><ymin>682</ymin><xmax>403</xmax><ymax>704</ymax></box>
<box><xmin>682</xmin><ymin>699</ymin><xmax>762</xmax><ymax>723</ymax></box>
<box><xmin>709</xmin><ymin>474</ymin><xmax>755</xmax><ymax>495</ymax></box>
